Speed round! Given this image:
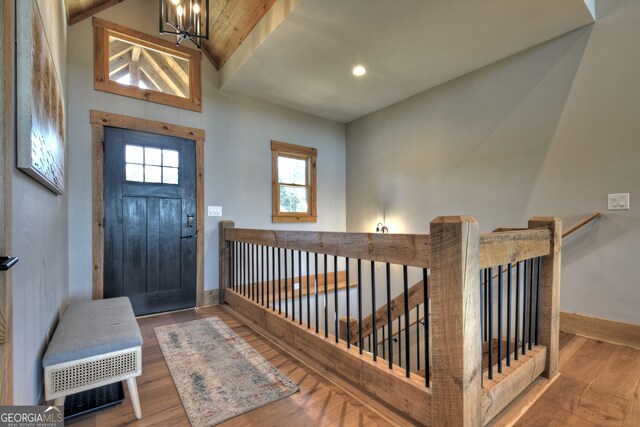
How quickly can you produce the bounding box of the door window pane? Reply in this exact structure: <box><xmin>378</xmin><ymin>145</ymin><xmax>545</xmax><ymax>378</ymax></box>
<box><xmin>145</xmin><ymin>147</ymin><xmax>162</xmax><ymax>166</ymax></box>
<box><xmin>163</xmin><ymin>167</ymin><xmax>179</xmax><ymax>184</ymax></box>
<box><xmin>126</xmin><ymin>164</ymin><xmax>144</xmax><ymax>182</ymax></box>
<box><xmin>163</xmin><ymin>149</ymin><xmax>179</xmax><ymax>167</ymax></box>
<box><xmin>125</xmin><ymin>144</ymin><xmax>180</xmax><ymax>184</ymax></box>
<box><xmin>145</xmin><ymin>165</ymin><xmax>162</xmax><ymax>183</ymax></box>
<box><xmin>125</xmin><ymin>145</ymin><xmax>144</xmax><ymax>164</ymax></box>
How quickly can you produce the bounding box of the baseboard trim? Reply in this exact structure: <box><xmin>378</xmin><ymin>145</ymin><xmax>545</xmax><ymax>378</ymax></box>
<box><xmin>200</xmin><ymin>289</ymin><xmax>219</xmax><ymax>307</ymax></box>
<box><xmin>560</xmin><ymin>312</ymin><xmax>640</xmax><ymax>350</ymax></box>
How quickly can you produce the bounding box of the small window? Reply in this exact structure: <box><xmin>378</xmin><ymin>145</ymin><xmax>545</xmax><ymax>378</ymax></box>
<box><xmin>272</xmin><ymin>141</ymin><xmax>317</xmax><ymax>223</ymax></box>
<box><xmin>93</xmin><ymin>18</ymin><xmax>202</xmax><ymax>112</ymax></box>
<box><xmin>125</xmin><ymin>145</ymin><xmax>179</xmax><ymax>185</ymax></box>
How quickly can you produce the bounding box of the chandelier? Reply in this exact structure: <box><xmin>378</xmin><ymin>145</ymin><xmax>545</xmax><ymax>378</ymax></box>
<box><xmin>159</xmin><ymin>0</ymin><xmax>209</xmax><ymax>48</ymax></box>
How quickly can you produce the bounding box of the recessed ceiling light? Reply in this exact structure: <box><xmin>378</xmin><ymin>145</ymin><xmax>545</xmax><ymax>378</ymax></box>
<box><xmin>352</xmin><ymin>65</ymin><xmax>366</xmax><ymax>77</ymax></box>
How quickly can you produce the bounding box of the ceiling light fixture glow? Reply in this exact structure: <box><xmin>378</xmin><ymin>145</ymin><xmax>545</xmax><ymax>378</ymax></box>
<box><xmin>352</xmin><ymin>65</ymin><xmax>366</xmax><ymax>77</ymax></box>
<box><xmin>160</xmin><ymin>0</ymin><xmax>210</xmax><ymax>48</ymax></box>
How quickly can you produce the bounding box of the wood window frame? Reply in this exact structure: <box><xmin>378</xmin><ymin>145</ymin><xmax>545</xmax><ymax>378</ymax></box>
<box><xmin>93</xmin><ymin>17</ymin><xmax>202</xmax><ymax>112</ymax></box>
<box><xmin>271</xmin><ymin>141</ymin><xmax>317</xmax><ymax>223</ymax></box>
<box><xmin>90</xmin><ymin>110</ymin><xmax>208</xmax><ymax>308</ymax></box>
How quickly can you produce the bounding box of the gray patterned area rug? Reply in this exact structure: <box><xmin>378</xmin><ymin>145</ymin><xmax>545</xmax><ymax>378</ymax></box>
<box><xmin>155</xmin><ymin>316</ymin><xmax>299</xmax><ymax>427</ymax></box>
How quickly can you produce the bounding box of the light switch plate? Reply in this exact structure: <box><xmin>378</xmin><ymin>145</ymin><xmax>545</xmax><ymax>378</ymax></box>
<box><xmin>608</xmin><ymin>193</ymin><xmax>630</xmax><ymax>210</ymax></box>
<box><xmin>208</xmin><ymin>206</ymin><xmax>222</xmax><ymax>216</ymax></box>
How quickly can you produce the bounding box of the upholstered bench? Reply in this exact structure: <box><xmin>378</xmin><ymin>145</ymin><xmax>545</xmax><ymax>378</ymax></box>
<box><xmin>42</xmin><ymin>297</ymin><xmax>143</xmax><ymax>419</ymax></box>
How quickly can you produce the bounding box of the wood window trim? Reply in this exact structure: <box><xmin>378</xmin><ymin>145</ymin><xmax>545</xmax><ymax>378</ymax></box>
<box><xmin>90</xmin><ymin>110</ymin><xmax>207</xmax><ymax>308</ymax></box>
<box><xmin>92</xmin><ymin>17</ymin><xmax>202</xmax><ymax>112</ymax></box>
<box><xmin>271</xmin><ymin>140</ymin><xmax>317</xmax><ymax>223</ymax></box>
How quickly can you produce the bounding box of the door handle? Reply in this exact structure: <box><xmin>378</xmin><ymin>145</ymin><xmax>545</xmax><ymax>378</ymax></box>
<box><xmin>187</xmin><ymin>214</ymin><xmax>195</xmax><ymax>228</ymax></box>
<box><xmin>180</xmin><ymin>235</ymin><xmax>194</xmax><ymax>240</ymax></box>
<box><xmin>0</xmin><ymin>256</ymin><xmax>19</xmax><ymax>271</ymax></box>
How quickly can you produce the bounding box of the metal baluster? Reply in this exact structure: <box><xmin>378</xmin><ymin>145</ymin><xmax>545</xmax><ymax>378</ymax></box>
<box><xmin>386</xmin><ymin>263</ymin><xmax>393</xmax><ymax>369</ymax></box>
<box><xmin>278</xmin><ymin>248</ymin><xmax>282</xmax><ymax>314</ymax></box>
<box><xmin>299</xmin><ymin>250</ymin><xmax>303</xmax><ymax>325</ymax></box>
<box><xmin>507</xmin><ymin>263</ymin><xmax>512</xmax><ymax>367</ymax></box>
<box><xmin>298</xmin><ymin>251</ymin><xmax>302</xmax><ymax>325</ymax></box>
<box><xmin>424</xmin><ymin>268</ymin><xmax>430</xmax><ymax>387</ymax></box>
<box><xmin>480</xmin><ymin>269</ymin><xmax>484</xmax><ymax>385</ymax></box>
<box><xmin>271</xmin><ymin>247</ymin><xmax>276</xmax><ymax>311</ymax></box>
<box><xmin>371</xmin><ymin>260</ymin><xmax>377</xmax><ymax>361</ymax></box>
<box><xmin>242</xmin><ymin>243</ymin><xmax>246</xmax><ymax>297</ymax></box>
<box><xmin>398</xmin><ymin>316</ymin><xmax>402</xmax><ymax>368</ymax></box>
<box><xmin>484</xmin><ymin>268</ymin><xmax>489</xmax><ymax>342</ymax></box>
<box><xmin>403</xmin><ymin>265</ymin><xmax>410</xmax><ymax>378</ymax></box>
<box><xmin>261</xmin><ymin>246</ymin><xmax>265</xmax><ymax>306</ymax></box>
<box><xmin>514</xmin><ymin>261</ymin><xmax>520</xmax><ymax>360</ymax></box>
<box><xmin>334</xmin><ymin>255</ymin><xmax>339</xmax><ymax>343</ymax></box>
<box><xmin>284</xmin><ymin>249</ymin><xmax>289</xmax><ymax>318</ymax></box>
<box><xmin>324</xmin><ymin>254</ymin><xmax>328</xmax><ymax>338</ymax></box>
<box><xmin>528</xmin><ymin>258</ymin><xmax>534</xmax><ymax>350</ymax></box>
<box><xmin>357</xmin><ymin>259</ymin><xmax>363</xmax><ymax>354</ymax></box>
<box><xmin>498</xmin><ymin>265</ymin><xmax>503</xmax><ymax>374</ymax></box>
<box><xmin>346</xmin><ymin>258</ymin><xmax>351</xmax><ymax>348</ymax></box>
<box><xmin>522</xmin><ymin>260</ymin><xmax>528</xmax><ymax>356</ymax></box>
<box><xmin>416</xmin><ymin>305</ymin><xmax>420</xmax><ymax>371</ymax></box>
<box><xmin>488</xmin><ymin>267</ymin><xmax>494</xmax><ymax>380</ymax></box>
<box><xmin>291</xmin><ymin>249</ymin><xmax>295</xmax><ymax>322</ymax></box>
<box><xmin>535</xmin><ymin>257</ymin><xmax>542</xmax><ymax>346</ymax></box>
<box><xmin>314</xmin><ymin>253</ymin><xmax>319</xmax><ymax>333</ymax></box>
<box><xmin>307</xmin><ymin>252</ymin><xmax>311</xmax><ymax>329</ymax></box>
<box><xmin>266</xmin><ymin>246</ymin><xmax>270</xmax><ymax>308</ymax></box>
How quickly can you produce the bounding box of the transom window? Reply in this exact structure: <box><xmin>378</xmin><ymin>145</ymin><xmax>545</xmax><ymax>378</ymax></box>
<box><xmin>93</xmin><ymin>18</ymin><xmax>202</xmax><ymax>112</ymax></box>
<box><xmin>271</xmin><ymin>141</ymin><xmax>317</xmax><ymax>223</ymax></box>
<box><xmin>125</xmin><ymin>145</ymin><xmax>179</xmax><ymax>184</ymax></box>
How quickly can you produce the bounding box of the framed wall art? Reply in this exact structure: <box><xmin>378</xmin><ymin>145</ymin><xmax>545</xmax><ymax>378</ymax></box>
<box><xmin>16</xmin><ymin>0</ymin><xmax>65</xmax><ymax>195</ymax></box>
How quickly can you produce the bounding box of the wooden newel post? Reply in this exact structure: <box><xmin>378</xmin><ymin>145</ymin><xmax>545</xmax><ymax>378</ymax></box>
<box><xmin>528</xmin><ymin>216</ymin><xmax>562</xmax><ymax>379</ymax></box>
<box><xmin>219</xmin><ymin>220</ymin><xmax>235</xmax><ymax>304</ymax></box>
<box><xmin>430</xmin><ymin>216</ymin><xmax>482</xmax><ymax>426</ymax></box>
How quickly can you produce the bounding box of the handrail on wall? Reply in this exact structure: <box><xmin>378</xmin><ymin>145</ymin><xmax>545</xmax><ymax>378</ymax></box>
<box><xmin>563</xmin><ymin>212</ymin><xmax>601</xmax><ymax>238</ymax></box>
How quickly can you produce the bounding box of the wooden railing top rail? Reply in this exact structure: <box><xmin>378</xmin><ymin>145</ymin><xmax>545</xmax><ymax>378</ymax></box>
<box><xmin>479</xmin><ymin>229</ymin><xmax>550</xmax><ymax>268</ymax></box>
<box><xmin>225</xmin><ymin>227</ymin><xmax>552</xmax><ymax>269</ymax></box>
<box><xmin>225</xmin><ymin>228</ymin><xmax>431</xmax><ymax>268</ymax></box>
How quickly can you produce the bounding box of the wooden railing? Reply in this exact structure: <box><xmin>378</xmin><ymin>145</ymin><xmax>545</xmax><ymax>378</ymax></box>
<box><xmin>219</xmin><ymin>216</ymin><xmax>561</xmax><ymax>426</ymax></box>
<box><xmin>358</xmin><ymin>213</ymin><xmax>600</xmax><ymax>350</ymax></box>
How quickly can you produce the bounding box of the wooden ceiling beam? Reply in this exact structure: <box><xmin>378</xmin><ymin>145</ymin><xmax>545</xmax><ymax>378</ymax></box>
<box><xmin>108</xmin><ymin>61</ymin><xmax>128</xmax><ymax>78</ymax></box>
<box><xmin>109</xmin><ymin>64</ymin><xmax>130</xmax><ymax>82</ymax></box>
<box><xmin>108</xmin><ymin>43</ymin><xmax>132</xmax><ymax>62</ymax></box>
<box><xmin>203</xmin><ymin>0</ymin><xmax>278</xmax><ymax>68</ymax></box>
<box><xmin>140</xmin><ymin>50</ymin><xmax>186</xmax><ymax>97</ymax></box>
<box><xmin>67</xmin><ymin>0</ymin><xmax>127</xmax><ymax>26</ymax></box>
<box><xmin>131</xmin><ymin>45</ymin><xmax>141</xmax><ymax>62</ymax></box>
<box><xmin>139</xmin><ymin>68</ymin><xmax>162</xmax><ymax>92</ymax></box>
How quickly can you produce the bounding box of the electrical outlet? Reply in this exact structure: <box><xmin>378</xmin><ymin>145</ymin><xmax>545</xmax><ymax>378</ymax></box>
<box><xmin>608</xmin><ymin>193</ymin><xmax>630</xmax><ymax>210</ymax></box>
<box><xmin>208</xmin><ymin>206</ymin><xmax>222</xmax><ymax>217</ymax></box>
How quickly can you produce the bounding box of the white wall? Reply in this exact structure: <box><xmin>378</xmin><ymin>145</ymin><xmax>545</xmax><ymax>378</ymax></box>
<box><xmin>12</xmin><ymin>0</ymin><xmax>68</xmax><ymax>404</ymax></box>
<box><xmin>67</xmin><ymin>0</ymin><xmax>346</xmax><ymax>301</ymax></box>
<box><xmin>346</xmin><ymin>2</ymin><xmax>640</xmax><ymax>325</ymax></box>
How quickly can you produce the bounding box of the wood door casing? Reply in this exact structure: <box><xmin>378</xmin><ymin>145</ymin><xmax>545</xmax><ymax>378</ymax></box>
<box><xmin>103</xmin><ymin>126</ymin><xmax>197</xmax><ymax>315</ymax></box>
<box><xmin>90</xmin><ymin>111</ymin><xmax>205</xmax><ymax>309</ymax></box>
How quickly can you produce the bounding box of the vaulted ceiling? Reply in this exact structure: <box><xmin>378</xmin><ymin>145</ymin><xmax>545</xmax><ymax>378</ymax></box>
<box><xmin>66</xmin><ymin>0</ymin><xmax>277</xmax><ymax>69</ymax></box>
<box><xmin>66</xmin><ymin>0</ymin><xmax>597</xmax><ymax>123</ymax></box>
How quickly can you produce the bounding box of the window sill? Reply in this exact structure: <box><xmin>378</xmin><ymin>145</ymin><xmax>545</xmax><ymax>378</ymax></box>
<box><xmin>272</xmin><ymin>215</ymin><xmax>317</xmax><ymax>223</ymax></box>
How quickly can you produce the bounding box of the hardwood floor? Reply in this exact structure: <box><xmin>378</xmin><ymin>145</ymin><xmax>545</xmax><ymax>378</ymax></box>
<box><xmin>514</xmin><ymin>333</ymin><xmax>640</xmax><ymax>426</ymax></box>
<box><xmin>66</xmin><ymin>307</ymin><xmax>640</xmax><ymax>427</ymax></box>
<box><xmin>66</xmin><ymin>306</ymin><xmax>394</xmax><ymax>427</ymax></box>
